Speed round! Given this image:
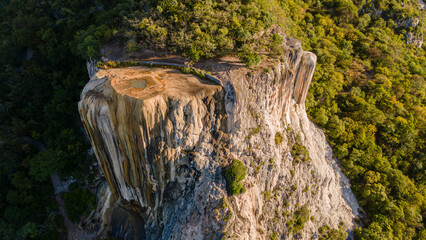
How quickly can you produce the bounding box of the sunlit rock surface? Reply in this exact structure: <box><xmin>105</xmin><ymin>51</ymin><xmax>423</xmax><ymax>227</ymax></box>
<box><xmin>79</xmin><ymin>37</ymin><xmax>360</xmax><ymax>239</ymax></box>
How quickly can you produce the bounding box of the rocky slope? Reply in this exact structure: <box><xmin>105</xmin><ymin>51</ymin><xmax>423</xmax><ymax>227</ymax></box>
<box><xmin>79</xmin><ymin>36</ymin><xmax>360</xmax><ymax>239</ymax></box>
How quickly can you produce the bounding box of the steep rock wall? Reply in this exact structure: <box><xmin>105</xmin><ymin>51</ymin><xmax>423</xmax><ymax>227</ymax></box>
<box><xmin>79</xmin><ymin>37</ymin><xmax>360</xmax><ymax>239</ymax></box>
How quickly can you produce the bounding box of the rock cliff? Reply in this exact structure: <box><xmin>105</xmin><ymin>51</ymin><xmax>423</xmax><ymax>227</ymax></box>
<box><xmin>79</xmin><ymin>37</ymin><xmax>360</xmax><ymax>239</ymax></box>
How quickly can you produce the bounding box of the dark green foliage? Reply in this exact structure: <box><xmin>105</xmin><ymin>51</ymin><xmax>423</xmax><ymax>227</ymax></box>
<box><xmin>97</xmin><ymin>60</ymin><xmax>213</xmax><ymax>81</ymax></box>
<box><xmin>270</xmin><ymin>34</ymin><xmax>284</xmax><ymax>54</ymax></box>
<box><xmin>286</xmin><ymin>205</ymin><xmax>310</xmax><ymax>234</ymax></box>
<box><xmin>0</xmin><ymin>0</ymin><xmax>129</xmax><ymax>238</ymax></box>
<box><xmin>285</xmin><ymin>0</ymin><xmax>425</xmax><ymax>238</ymax></box>
<box><xmin>270</xmin><ymin>231</ymin><xmax>278</xmax><ymax>240</ymax></box>
<box><xmin>291</xmin><ymin>143</ymin><xmax>311</xmax><ymax>163</ymax></box>
<box><xmin>238</xmin><ymin>45</ymin><xmax>262</xmax><ymax>67</ymax></box>
<box><xmin>63</xmin><ymin>183</ymin><xmax>96</xmax><ymax>223</ymax></box>
<box><xmin>104</xmin><ymin>233</ymin><xmax>120</xmax><ymax>240</ymax></box>
<box><xmin>129</xmin><ymin>0</ymin><xmax>285</xmax><ymax>66</ymax></box>
<box><xmin>21</xmin><ymin>222</ymin><xmax>38</xmax><ymax>239</ymax></box>
<box><xmin>28</xmin><ymin>149</ymin><xmax>66</xmax><ymax>182</ymax></box>
<box><xmin>225</xmin><ymin>160</ymin><xmax>247</xmax><ymax>195</ymax></box>
<box><xmin>290</xmin><ymin>134</ymin><xmax>311</xmax><ymax>163</ymax></box>
<box><xmin>318</xmin><ymin>224</ymin><xmax>347</xmax><ymax>240</ymax></box>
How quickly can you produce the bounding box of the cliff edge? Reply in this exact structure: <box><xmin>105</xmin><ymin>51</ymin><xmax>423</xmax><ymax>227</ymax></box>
<box><xmin>78</xmin><ymin>36</ymin><xmax>360</xmax><ymax>239</ymax></box>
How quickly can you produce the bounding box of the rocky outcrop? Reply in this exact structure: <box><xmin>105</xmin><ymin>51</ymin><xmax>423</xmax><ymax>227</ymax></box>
<box><xmin>419</xmin><ymin>0</ymin><xmax>426</xmax><ymax>10</ymax></box>
<box><xmin>399</xmin><ymin>1</ymin><xmax>425</xmax><ymax>48</ymax></box>
<box><xmin>398</xmin><ymin>16</ymin><xmax>424</xmax><ymax>48</ymax></box>
<box><xmin>397</xmin><ymin>17</ymin><xmax>420</xmax><ymax>29</ymax></box>
<box><xmin>86</xmin><ymin>59</ymin><xmax>98</xmax><ymax>78</ymax></box>
<box><xmin>79</xmin><ymin>37</ymin><xmax>360</xmax><ymax>239</ymax></box>
<box><xmin>405</xmin><ymin>31</ymin><xmax>424</xmax><ymax>48</ymax></box>
<box><xmin>79</xmin><ymin>66</ymin><xmax>227</xmax><ymax>239</ymax></box>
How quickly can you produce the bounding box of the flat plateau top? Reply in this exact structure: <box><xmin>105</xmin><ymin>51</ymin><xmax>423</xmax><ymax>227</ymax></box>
<box><xmin>96</xmin><ymin>66</ymin><xmax>221</xmax><ymax>100</ymax></box>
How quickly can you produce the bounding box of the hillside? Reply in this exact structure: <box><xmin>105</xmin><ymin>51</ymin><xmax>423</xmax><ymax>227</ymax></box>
<box><xmin>0</xmin><ymin>0</ymin><xmax>424</xmax><ymax>239</ymax></box>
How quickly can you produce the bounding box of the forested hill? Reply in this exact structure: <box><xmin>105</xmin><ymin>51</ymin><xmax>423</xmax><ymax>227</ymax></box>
<box><xmin>0</xmin><ymin>0</ymin><xmax>424</xmax><ymax>239</ymax></box>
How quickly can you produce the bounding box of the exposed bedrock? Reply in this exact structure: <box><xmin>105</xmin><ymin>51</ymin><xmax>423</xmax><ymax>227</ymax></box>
<box><xmin>79</xmin><ymin>37</ymin><xmax>360</xmax><ymax>239</ymax></box>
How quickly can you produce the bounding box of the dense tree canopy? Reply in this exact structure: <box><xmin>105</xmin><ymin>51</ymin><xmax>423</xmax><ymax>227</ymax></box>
<box><xmin>0</xmin><ymin>0</ymin><xmax>133</xmax><ymax>238</ymax></box>
<box><xmin>286</xmin><ymin>0</ymin><xmax>425</xmax><ymax>238</ymax></box>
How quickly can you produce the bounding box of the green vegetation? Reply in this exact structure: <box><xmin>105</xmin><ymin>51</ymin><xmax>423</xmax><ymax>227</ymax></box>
<box><xmin>318</xmin><ymin>224</ymin><xmax>347</xmax><ymax>240</ymax></box>
<box><xmin>263</xmin><ymin>191</ymin><xmax>271</xmax><ymax>201</ymax></box>
<box><xmin>255</xmin><ymin>166</ymin><xmax>261</xmax><ymax>175</ymax></box>
<box><xmin>224</xmin><ymin>160</ymin><xmax>247</xmax><ymax>195</ymax></box>
<box><xmin>0</xmin><ymin>0</ymin><xmax>114</xmax><ymax>238</ymax></box>
<box><xmin>274</xmin><ymin>132</ymin><xmax>284</xmax><ymax>145</ymax></box>
<box><xmin>283</xmin><ymin>200</ymin><xmax>290</xmax><ymax>208</ymax></box>
<box><xmin>291</xmin><ymin>142</ymin><xmax>311</xmax><ymax>163</ymax></box>
<box><xmin>223</xmin><ymin>211</ymin><xmax>232</xmax><ymax>223</ymax></box>
<box><xmin>63</xmin><ymin>183</ymin><xmax>96</xmax><ymax>223</ymax></box>
<box><xmin>289</xmin><ymin>132</ymin><xmax>311</xmax><ymax>163</ymax></box>
<box><xmin>286</xmin><ymin>205</ymin><xmax>310</xmax><ymax>234</ymax></box>
<box><xmin>269</xmin><ymin>158</ymin><xmax>275</xmax><ymax>169</ymax></box>
<box><xmin>275</xmin><ymin>209</ymin><xmax>280</xmax><ymax>217</ymax></box>
<box><xmin>247</xmin><ymin>124</ymin><xmax>262</xmax><ymax>139</ymax></box>
<box><xmin>283</xmin><ymin>0</ymin><xmax>425</xmax><ymax>238</ymax></box>
<box><xmin>127</xmin><ymin>0</ymin><xmax>287</xmax><ymax>65</ymax></box>
<box><xmin>219</xmin><ymin>198</ymin><xmax>229</xmax><ymax>209</ymax></box>
<box><xmin>97</xmin><ymin>60</ymin><xmax>213</xmax><ymax>81</ymax></box>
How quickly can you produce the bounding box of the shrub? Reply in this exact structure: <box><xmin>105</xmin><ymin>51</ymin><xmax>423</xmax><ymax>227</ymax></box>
<box><xmin>247</xmin><ymin>124</ymin><xmax>262</xmax><ymax>139</ymax></box>
<box><xmin>318</xmin><ymin>224</ymin><xmax>347</xmax><ymax>240</ymax></box>
<box><xmin>130</xmin><ymin>0</ymin><xmax>284</xmax><ymax>66</ymax></box>
<box><xmin>275</xmin><ymin>132</ymin><xmax>284</xmax><ymax>145</ymax></box>
<box><xmin>63</xmin><ymin>186</ymin><xmax>96</xmax><ymax>223</ymax></box>
<box><xmin>225</xmin><ymin>160</ymin><xmax>247</xmax><ymax>195</ymax></box>
<box><xmin>269</xmin><ymin>158</ymin><xmax>275</xmax><ymax>169</ymax></box>
<box><xmin>287</xmin><ymin>205</ymin><xmax>310</xmax><ymax>234</ymax></box>
<box><xmin>291</xmin><ymin>143</ymin><xmax>310</xmax><ymax>163</ymax></box>
<box><xmin>239</xmin><ymin>45</ymin><xmax>262</xmax><ymax>67</ymax></box>
<box><xmin>270</xmin><ymin>231</ymin><xmax>278</xmax><ymax>240</ymax></box>
<box><xmin>263</xmin><ymin>191</ymin><xmax>271</xmax><ymax>201</ymax></box>
<box><xmin>270</xmin><ymin>33</ymin><xmax>284</xmax><ymax>54</ymax></box>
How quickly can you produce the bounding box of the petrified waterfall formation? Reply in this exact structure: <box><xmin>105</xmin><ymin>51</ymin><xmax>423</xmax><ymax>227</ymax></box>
<box><xmin>79</xmin><ymin>38</ymin><xmax>360</xmax><ymax>239</ymax></box>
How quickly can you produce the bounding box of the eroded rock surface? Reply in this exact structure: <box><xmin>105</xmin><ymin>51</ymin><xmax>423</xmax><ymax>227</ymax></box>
<box><xmin>79</xmin><ymin>37</ymin><xmax>360</xmax><ymax>239</ymax></box>
<box><xmin>405</xmin><ymin>31</ymin><xmax>424</xmax><ymax>48</ymax></box>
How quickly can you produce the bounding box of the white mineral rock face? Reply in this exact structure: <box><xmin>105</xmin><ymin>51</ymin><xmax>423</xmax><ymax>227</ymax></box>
<box><xmin>79</xmin><ymin>37</ymin><xmax>360</xmax><ymax>239</ymax></box>
<box><xmin>405</xmin><ymin>31</ymin><xmax>424</xmax><ymax>48</ymax></box>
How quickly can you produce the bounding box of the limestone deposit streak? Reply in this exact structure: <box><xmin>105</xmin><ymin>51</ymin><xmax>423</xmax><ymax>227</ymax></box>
<box><xmin>79</xmin><ymin>37</ymin><xmax>361</xmax><ymax>240</ymax></box>
<box><xmin>79</xmin><ymin>66</ymin><xmax>226</xmax><ymax>238</ymax></box>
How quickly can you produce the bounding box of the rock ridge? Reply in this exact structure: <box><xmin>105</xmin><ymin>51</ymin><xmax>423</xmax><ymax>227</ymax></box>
<box><xmin>79</xmin><ymin>37</ymin><xmax>360</xmax><ymax>239</ymax></box>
